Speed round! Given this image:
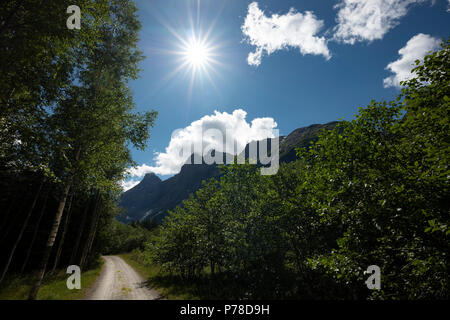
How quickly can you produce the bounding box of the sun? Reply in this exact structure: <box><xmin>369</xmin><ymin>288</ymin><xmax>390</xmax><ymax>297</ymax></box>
<box><xmin>144</xmin><ymin>1</ymin><xmax>228</xmax><ymax>97</ymax></box>
<box><xmin>151</xmin><ymin>26</ymin><xmax>224</xmax><ymax>96</ymax></box>
<box><xmin>181</xmin><ymin>36</ymin><xmax>214</xmax><ymax>71</ymax></box>
<box><xmin>184</xmin><ymin>39</ymin><xmax>211</xmax><ymax>67</ymax></box>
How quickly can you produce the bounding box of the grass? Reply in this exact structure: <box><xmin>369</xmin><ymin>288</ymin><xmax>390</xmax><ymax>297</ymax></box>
<box><xmin>119</xmin><ymin>253</ymin><xmax>202</xmax><ymax>300</ymax></box>
<box><xmin>119</xmin><ymin>253</ymin><xmax>304</xmax><ymax>300</ymax></box>
<box><xmin>0</xmin><ymin>259</ymin><xmax>104</xmax><ymax>300</ymax></box>
<box><xmin>119</xmin><ymin>253</ymin><xmax>256</xmax><ymax>300</ymax></box>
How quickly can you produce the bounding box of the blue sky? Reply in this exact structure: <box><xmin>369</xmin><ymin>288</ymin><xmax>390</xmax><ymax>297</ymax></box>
<box><xmin>123</xmin><ymin>0</ymin><xmax>450</xmax><ymax>190</ymax></box>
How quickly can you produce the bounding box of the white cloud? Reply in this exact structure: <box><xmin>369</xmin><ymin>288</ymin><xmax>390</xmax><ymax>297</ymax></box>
<box><xmin>126</xmin><ymin>163</ymin><xmax>156</xmax><ymax>178</ymax></box>
<box><xmin>121</xmin><ymin>179</ymin><xmax>141</xmax><ymax>191</ymax></box>
<box><xmin>333</xmin><ymin>0</ymin><xmax>428</xmax><ymax>44</ymax></box>
<box><xmin>126</xmin><ymin>109</ymin><xmax>278</xmax><ymax>179</ymax></box>
<box><xmin>383</xmin><ymin>33</ymin><xmax>440</xmax><ymax>88</ymax></box>
<box><xmin>241</xmin><ymin>2</ymin><xmax>330</xmax><ymax>66</ymax></box>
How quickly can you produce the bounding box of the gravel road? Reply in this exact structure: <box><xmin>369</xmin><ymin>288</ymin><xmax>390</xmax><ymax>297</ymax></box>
<box><xmin>83</xmin><ymin>255</ymin><xmax>162</xmax><ymax>300</ymax></box>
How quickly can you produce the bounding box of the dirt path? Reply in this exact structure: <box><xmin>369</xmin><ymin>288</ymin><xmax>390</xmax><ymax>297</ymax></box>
<box><xmin>83</xmin><ymin>255</ymin><xmax>162</xmax><ymax>300</ymax></box>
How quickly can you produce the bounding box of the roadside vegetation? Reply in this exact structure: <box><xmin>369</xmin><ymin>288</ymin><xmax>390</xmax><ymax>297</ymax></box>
<box><xmin>100</xmin><ymin>219</ymin><xmax>157</xmax><ymax>255</ymax></box>
<box><xmin>0</xmin><ymin>258</ymin><xmax>103</xmax><ymax>300</ymax></box>
<box><xmin>119</xmin><ymin>253</ymin><xmax>200</xmax><ymax>300</ymax></box>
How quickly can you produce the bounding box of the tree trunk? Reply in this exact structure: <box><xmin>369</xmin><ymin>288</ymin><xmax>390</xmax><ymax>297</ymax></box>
<box><xmin>28</xmin><ymin>146</ymin><xmax>80</xmax><ymax>300</ymax></box>
<box><xmin>69</xmin><ymin>197</ymin><xmax>90</xmax><ymax>265</ymax></box>
<box><xmin>28</xmin><ymin>174</ymin><xmax>73</xmax><ymax>299</ymax></box>
<box><xmin>87</xmin><ymin>208</ymin><xmax>101</xmax><ymax>256</ymax></box>
<box><xmin>51</xmin><ymin>193</ymin><xmax>73</xmax><ymax>273</ymax></box>
<box><xmin>79</xmin><ymin>191</ymin><xmax>101</xmax><ymax>270</ymax></box>
<box><xmin>0</xmin><ymin>180</ymin><xmax>44</xmax><ymax>283</ymax></box>
<box><xmin>19</xmin><ymin>190</ymin><xmax>49</xmax><ymax>275</ymax></box>
<box><xmin>82</xmin><ymin>210</ymin><xmax>101</xmax><ymax>269</ymax></box>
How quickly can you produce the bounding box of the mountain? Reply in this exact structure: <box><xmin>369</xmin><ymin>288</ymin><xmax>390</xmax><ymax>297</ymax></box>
<box><xmin>278</xmin><ymin>121</ymin><xmax>338</xmax><ymax>163</ymax></box>
<box><xmin>118</xmin><ymin>121</ymin><xmax>337</xmax><ymax>223</ymax></box>
<box><xmin>118</xmin><ymin>151</ymin><xmax>230</xmax><ymax>223</ymax></box>
<box><xmin>118</xmin><ymin>172</ymin><xmax>163</xmax><ymax>222</ymax></box>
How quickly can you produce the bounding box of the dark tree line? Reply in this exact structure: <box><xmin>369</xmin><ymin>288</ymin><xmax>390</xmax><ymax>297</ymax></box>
<box><xmin>0</xmin><ymin>0</ymin><xmax>156</xmax><ymax>299</ymax></box>
<box><xmin>0</xmin><ymin>175</ymin><xmax>107</xmax><ymax>276</ymax></box>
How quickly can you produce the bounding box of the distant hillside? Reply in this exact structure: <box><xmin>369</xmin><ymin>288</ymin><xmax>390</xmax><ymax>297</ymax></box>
<box><xmin>118</xmin><ymin>121</ymin><xmax>337</xmax><ymax>223</ymax></box>
<box><xmin>118</xmin><ymin>172</ymin><xmax>163</xmax><ymax>222</ymax></box>
<box><xmin>278</xmin><ymin>121</ymin><xmax>338</xmax><ymax>163</ymax></box>
<box><xmin>118</xmin><ymin>152</ymin><xmax>229</xmax><ymax>223</ymax></box>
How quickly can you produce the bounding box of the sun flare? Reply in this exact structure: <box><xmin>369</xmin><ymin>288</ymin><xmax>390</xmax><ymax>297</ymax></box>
<box><xmin>156</xmin><ymin>26</ymin><xmax>224</xmax><ymax>94</ymax></box>
<box><xmin>184</xmin><ymin>40</ymin><xmax>210</xmax><ymax>67</ymax></box>
<box><xmin>182</xmin><ymin>37</ymin><xmax>213</xmax><ymax>70</ymax></box>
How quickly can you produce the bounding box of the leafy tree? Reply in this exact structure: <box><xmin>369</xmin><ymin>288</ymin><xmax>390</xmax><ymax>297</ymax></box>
<box><xmin>297</xmin><ymin>39</ymin><xmax>449</xmax><ymax>299</ymax></box>
<box><xmin>27</xmin><ymin>0</ymin><xmax>157</xmax><ymax>299</ymax></box>
<box><xmin>0</xmin><ymin>0</ymin><xmax>109</xmax><ymax>173</ymax></box>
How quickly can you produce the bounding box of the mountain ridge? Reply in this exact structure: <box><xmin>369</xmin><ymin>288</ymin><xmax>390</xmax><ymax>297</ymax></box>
<box><xmin>118</xmin><ymin>121</ymin><xmax>338</xmax><ymax>223</ymax></box>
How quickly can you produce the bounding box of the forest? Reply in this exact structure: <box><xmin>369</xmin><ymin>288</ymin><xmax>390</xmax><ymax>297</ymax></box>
<box><xmin>0</xmin><ymin>0</ymin><xmax>156</xmax><ymax>299</ymax></box>
<box><xmin>0</xmin><ymin>0</ymin><xmax>448</xmax><ymax>301</ymax></box>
